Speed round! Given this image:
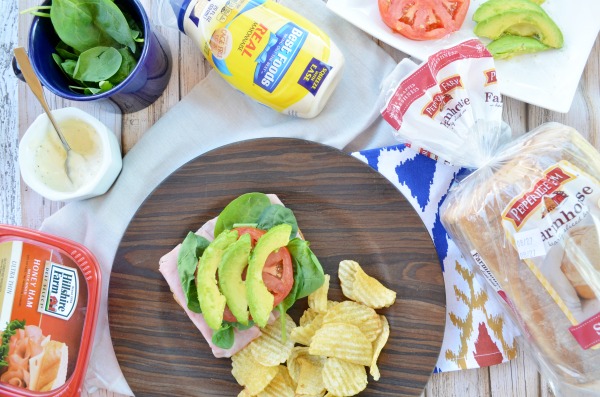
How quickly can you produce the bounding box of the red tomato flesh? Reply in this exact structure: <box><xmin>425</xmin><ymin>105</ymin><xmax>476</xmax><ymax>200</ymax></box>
<box><xmin>378</xmin><ymin>0</ymin><xmax>470</xmax><ymax>41</ymax></box>
<box><xmin>222</xmin><ymin>227</ymin><xmax>294</xmax><ymax>323</ymax></box>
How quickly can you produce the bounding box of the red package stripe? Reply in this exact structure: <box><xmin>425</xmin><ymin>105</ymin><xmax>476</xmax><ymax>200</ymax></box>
<box><xmin>382</xmin><ymin>62</ymin><xmax>436</xmax><ymax>130</ymax></box>
<box><xmin>381</xmin><ymin>39</ymin><xmax>493</xmax><ymax>131</ymax></box>
<box><xmin>569</xmin><ymin>311</ymin><xmax>600</xmax><ymax>350</ymax></box>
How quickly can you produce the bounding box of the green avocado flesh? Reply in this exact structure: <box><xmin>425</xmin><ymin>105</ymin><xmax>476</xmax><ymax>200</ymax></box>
<box><xmin>246</xmin><ymin>223</ymin><xmax>292</xmax><ymax>327</ymax></box>
<box><xmin>487</xmin><ymin>35</ymin><xmax>550</xmax><ymax>59</ymax></box>
<box><xmin>472</xmin><ymin>0</ymin><xmax>545</xmax><ymax>23</ymax></box>
<box><xmin>218</xmin><ymin>233</ymin><xmax>252</xmax><ymax>325</ymax></box>
<box><xmin>474</xmin><ymin>10</ymin><xmax>563</xmax><ymax>48</ymax></box>
<box><xmin>196</xmin><ymin>230</ymin><xmax>239</xmax><ymax>330</ymax></box>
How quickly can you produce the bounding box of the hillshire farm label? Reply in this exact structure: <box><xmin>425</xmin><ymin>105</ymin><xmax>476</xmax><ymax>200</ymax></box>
<box><xmin>0</xmin><ymin>241</ymin><xmax>79</xmax><ymax>330</ymax></box>
<box><xmin>38</xmin><ymin>261</ymin><xmax>78</xmax><ymax>320</ymax></box>
<box><xmin>501</xmin><ymin>160</ymin><xmax>600</xmax><ymax>349</ymax></box>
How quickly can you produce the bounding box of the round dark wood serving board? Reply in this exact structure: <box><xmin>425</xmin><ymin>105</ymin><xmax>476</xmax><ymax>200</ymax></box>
<box><xmin>109</xmin><ymin>138</ymin><xmax>446</xmax><ymax>397</ymax></box>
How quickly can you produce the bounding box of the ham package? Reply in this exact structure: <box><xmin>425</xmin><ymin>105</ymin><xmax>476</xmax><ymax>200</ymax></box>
<box><xmin>380</xmin><ymin>39</ymin><xmax>600</xmax><ymax>396</ymax></box>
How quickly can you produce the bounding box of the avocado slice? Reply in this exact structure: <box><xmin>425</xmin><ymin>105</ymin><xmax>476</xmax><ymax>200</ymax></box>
<box><xmin>474</xmin><ymin>10</ymin><xmax>563</xmax><ymax>48</ymax></box>
<box><xmin>473</xmin><ymin>0</ymin><xmax>545</xmax><ymax>24</ymax></box>
<box><xmin>218</xmin><ymin>233</ymin><xmax>252</xmax><ymax>325</ymax></box>
<box><xmin>246</xmin><ymin>223</ymin><xmax>292</xmax><ymax>327</ymax></box>
<box><xmin>196</xmin><ymin>229</ymin><xmax>239</xmax><ymax>330</ymax></box>
<box><xmin>487</xmin><ymin>35</ymin><xmax>550</xmax><ymax>59</ymax></box>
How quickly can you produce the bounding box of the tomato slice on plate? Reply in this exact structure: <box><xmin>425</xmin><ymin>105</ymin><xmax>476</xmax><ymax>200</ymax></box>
<box><xmin>378</xmin><ymin>0</ymin><xmax>470</xmax><ymax>41</ymax></box>
<box><xmin>222</xmin><ymin>227</ymin><xmax>294</xmax><ymax>323</ymax></box>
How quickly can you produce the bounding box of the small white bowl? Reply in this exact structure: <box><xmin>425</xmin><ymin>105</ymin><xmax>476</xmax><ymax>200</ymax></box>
<box><xmin>19</xmin><ymin>107</ymin><xmax>122</xmax><ymax>202</ymax></box>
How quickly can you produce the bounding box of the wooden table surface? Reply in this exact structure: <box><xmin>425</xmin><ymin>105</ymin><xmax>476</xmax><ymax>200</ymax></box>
<box><xmin>1</xmin><ymin>0</ymin><xmax>599</xmax><ymax>396</ymax></box>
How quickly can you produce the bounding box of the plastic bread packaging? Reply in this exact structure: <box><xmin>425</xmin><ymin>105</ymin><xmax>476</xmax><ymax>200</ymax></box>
<box><xmin>379</xmin><ymin>39</ymin><xmax>600</xmax><ymax>396</ymax></box>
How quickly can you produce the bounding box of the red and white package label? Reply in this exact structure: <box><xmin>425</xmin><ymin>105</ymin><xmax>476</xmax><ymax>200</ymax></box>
<box><xmin>380</xmin><ymin>39</ymin><xmax>505</xmax><ymax>168</ymax></box>
<box><xmin>570</xmin><ymin>312</ymin><xmax>600</xmax><ymax>350</ymax></box>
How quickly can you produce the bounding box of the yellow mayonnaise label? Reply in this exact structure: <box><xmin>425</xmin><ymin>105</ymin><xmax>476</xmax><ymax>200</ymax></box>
<box><xmin>183</xmin><ymin>0</ymin><xmax>342</xmax><ymax>117</ymax></box>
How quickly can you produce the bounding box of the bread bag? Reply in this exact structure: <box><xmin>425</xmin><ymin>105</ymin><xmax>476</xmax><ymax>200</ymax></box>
<box><xmin>380</xmin><ymin>39</ymin><xmax>600</xmax><ymax>396</ymax></box>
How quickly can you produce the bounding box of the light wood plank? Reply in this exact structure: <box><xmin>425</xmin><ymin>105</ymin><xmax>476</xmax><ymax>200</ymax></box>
<box><xmin>0</xmin><ymin>0</ymin><xmax>19</xmax><ymax>226</ymax></box>
<box><xmin>426</xmin><ymin>368</ymin><xmax>491</xmax><ymax>396</ymax></box>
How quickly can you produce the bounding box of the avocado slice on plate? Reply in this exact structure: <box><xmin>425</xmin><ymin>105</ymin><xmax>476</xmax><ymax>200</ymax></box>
<box><xmin>218</xmin><ymin>233</ymin><xmax>253</xmax><ymax>325</ymax></box>
<box><xmin>474</xmin><ymin>10</ymin><xmax>563</xmax><ymax>48</ymax></box>
<box><xmin>473</xmin><ymin>0</ymin><xmax>545</xmax><ymax>23</ymax></box>
<box><xmin>247</xmin><ymin>223</ymin><xmax>292</xmax><ymax>327</ymax></box>
<box><xmin>196</xmin><ymin>229</ymin><xmax>239</xmax><ymax>330</ymax></box>
<box><xmin>487</xmin><ymin>35</ymin><xmax>550</xmax><ymax>59</ymax></box>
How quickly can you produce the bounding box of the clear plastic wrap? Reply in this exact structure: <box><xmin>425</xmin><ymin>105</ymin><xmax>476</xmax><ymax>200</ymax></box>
<box><xmin>380</xmin><ymin>39</ymin><xmax>600</xmax><ymax>396</ymax></box>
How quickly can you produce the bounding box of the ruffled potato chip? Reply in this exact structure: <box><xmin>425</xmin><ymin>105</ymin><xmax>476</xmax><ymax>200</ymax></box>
<box><xmin>322</xmin><ymin>300</ymin><xmax>382</xmax><ymax>342</ymax></box>
<box><xmin>308</xmin><ymin>274</ymin><xmax>330</xmax><ymax>313</ymax></box>
<box><xmin>237</xmin><ymin>388</ymin><xmax>252</xmax><ymax>397</ymax></box>
<box><xmin>295</xmin><ymin>355</ymin><xmax>326</xmax><ymax>395</ymax></box>
<box><xmin>323</xmin><ymin>357</ymin><xmax>368</xmax><ymax>396</ymax></box>
<box><xmin>352</xmin><ymin>267</ymin><xmax>396</xmax><ymax>309</ymax></box>
<box><xmin>299</xmin><ymin>307</ymin><xmax>319</xmax><ymax>326</ymax></box>
<box><xmin>287</xmin><ymin>346</ymin><xmax>310</xmax><ymax>383</ymax></box>
<box><xmin>232</xmin><ymin>346</ymin><xmax>278</xmax><ymax>395</ymax></box>
<box><xmin>309</xmin><ymin>322</ymin><xmax>372</xmax><ymax>366</ymax></box>
<box><xmin>249</xmin><ymin>314</ymin><xmax>297</xmax><ymax>366</ymax></box>
<box><xmin>370</xmin><ymin>315</ymin><xmax>390</xmax><ymax>381</ymax></box>
<box><xmin>291</xmin><ymin>313</ymin><xmax>324</xmax><ymax>346</ymax></box>
<box><xmin>257</xmin><ymin>365</ymin><xmax>296</xmax><ymax>397</ymax></box>
<box><xmin>338</xmin><ymin>260</ymin><xmax>360</xmax><ymax>300</ymax></box>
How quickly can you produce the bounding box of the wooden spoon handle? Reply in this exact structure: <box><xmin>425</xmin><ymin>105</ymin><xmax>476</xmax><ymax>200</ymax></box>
<box><xmin>14</xmin><ymin>47</ymin><xmax>71</xmax><ymax>151</ymax></box>
<box><xmin>14</xmin><ymin>47</ymin><xmax>48</xmax><ymax>110</ymax></box>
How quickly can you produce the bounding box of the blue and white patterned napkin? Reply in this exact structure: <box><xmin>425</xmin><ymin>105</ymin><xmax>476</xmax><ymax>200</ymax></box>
<box><xmin>353</xmin><ymin>144</ymin><xmax>519</xmax><ymax>372</ymax></box>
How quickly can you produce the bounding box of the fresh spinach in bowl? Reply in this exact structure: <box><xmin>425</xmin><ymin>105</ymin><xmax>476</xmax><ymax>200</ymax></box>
<box><xmin>24</xmin><ymin>0</ymin><xmax>144</xmax><ymax>95</ymax></box>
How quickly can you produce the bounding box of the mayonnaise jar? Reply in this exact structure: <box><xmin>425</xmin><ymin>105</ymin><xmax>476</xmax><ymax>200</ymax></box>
<box><xmin>157</xmin><ymin>0</ymin><xmax>345</xmax><ymax>118</ymax></box>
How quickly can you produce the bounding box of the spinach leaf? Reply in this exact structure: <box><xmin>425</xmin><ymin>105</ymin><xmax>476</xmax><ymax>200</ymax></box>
<box><xmin>108</xmin><ymin>47</ymin><xmax>137</xmax><ymax>84</ymax></box>
<box><xmin>55</xmin><ymin>40</ymin><xmax>79</xmax><ymax>60</ymax></box>
<box><xmin>99</xmin><ymin>80</ymin><xmax>114</xmax><ymax>92</ymax></box>
<box><xmin>123</xmin><ymin>9</ymin><xmax>145</xmax><ymax>47</ymax></box>
<box><xmin>212</xmin><ymin>324</ymin><xmax>234</xmax><ymax>349</ymax></box>
<box><xmin>85</xmin><ymin>0</ymin><xmax>137</xmax><ymax>52</ymax></box>
<box><xmin>73</xmin><ymin>46</ymin><xmax>122</xmax><ymax>82</ymax></box>
<box><xmin>214</xmin><ymin>193</ymin><xmax>272</xmax><ymax>237</ymax></box>
<box><xmin>281</xmin><ymin>238</ymin><xmax>325</xmax><ymax>311</ymax></box>
<box><xmin>61</xmin><ymin>59</ymin><xmax>78</xmax><ymax>77</ymax></box>
<box><xmin>177</xmin><ymin>232</ymin><xmax>210</xmax><ymax>313</ymax></box>
<box><xmin>51</xmin><ymin>52</ymin><xmax>63</xmax><ymax>68</ymax></box>
<box><xmin>84</xmin><ymin>87</ymin><xmax>102</xmax><ymax>95</ymax></box>
<box><xmin>257</xmin><ymin>204</ymin><xmax>298</xmax><ymax>238</ymax></box>
<box><xmin>223</xmin><ymin>320</ymin><xmax>255</xmax><ymax>331</ymax></box>
<box><xmin>51</xmin><ymin>0</ymin><xmax>119</xmax><ymax>52</ymax></box>
<box><xmin>51</xmin><ymin>0</ymin><xmax>136</xmax><ymax>53</ymax></box>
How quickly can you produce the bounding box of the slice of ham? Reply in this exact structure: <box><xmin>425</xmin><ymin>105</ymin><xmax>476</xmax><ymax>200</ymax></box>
<box><xmin>158</xmin><ymin>194</ymin><xmax>283</xmax><ymax>358</ymax></box>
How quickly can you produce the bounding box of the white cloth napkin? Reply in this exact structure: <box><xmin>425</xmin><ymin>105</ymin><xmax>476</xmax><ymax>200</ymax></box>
<box><xmin>40</xmin><ymin>0</ymin><xmax>399</xmax><ymax>394</ymax></box>
<box><xmin>352</xmin><ymin>145</ymin><xmax>519</xmax><ymax>372</ymax></box>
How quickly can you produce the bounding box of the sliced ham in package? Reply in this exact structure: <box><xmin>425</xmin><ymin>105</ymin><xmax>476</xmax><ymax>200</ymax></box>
<box><xmin>380</xmin><ymin>39</ymin><xmax>600</xmax><ymax>396</ymax></box>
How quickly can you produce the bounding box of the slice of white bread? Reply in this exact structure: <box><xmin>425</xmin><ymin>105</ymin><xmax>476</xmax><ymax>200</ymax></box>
<box><xmin>28</xmin><ymin>339</ymin><xmax>68</xmax><ymax>392</ymax></box>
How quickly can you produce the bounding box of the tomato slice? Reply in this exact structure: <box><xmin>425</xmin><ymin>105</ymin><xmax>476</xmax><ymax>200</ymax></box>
<box><xmin>222</xmin><ymin>227</ymin><xmax>294</xmax><ymax>323</ymax></box>
<box><xmin>378</xmin><ymin>0</ymin><xmax>470</xmax><ymax>41</ymax></box>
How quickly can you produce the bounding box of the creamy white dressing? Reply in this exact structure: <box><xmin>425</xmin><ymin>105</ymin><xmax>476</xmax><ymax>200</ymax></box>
<box><xmin>30</xmin><ymin>118</ymin><xmax>103</xmax><ymax>192</ymax></box>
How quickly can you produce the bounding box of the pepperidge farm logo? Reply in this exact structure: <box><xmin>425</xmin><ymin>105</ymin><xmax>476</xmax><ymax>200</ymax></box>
<box><xmin>38</xmin><ymin>261</ymin><xmax>78</xmax><ymax>320</ymax></box>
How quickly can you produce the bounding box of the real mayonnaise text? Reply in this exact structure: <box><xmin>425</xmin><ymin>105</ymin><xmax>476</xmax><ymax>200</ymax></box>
<box><xmin>170</xmin><ymin>0</ymin><xmax>344</xmax><ymax>118</ymax></box>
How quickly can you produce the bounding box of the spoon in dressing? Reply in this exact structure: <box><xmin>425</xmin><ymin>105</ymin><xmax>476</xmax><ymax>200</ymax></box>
<box><xmin>14</xmin><ymin>47</ymin><xmax>79</xmax><ymax>184</ymax></box>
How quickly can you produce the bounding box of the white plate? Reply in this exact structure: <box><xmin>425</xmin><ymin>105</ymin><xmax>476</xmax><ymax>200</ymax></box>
<box><xmin>327</xmin><ymin>0</ymin><xmax>600</xmax><ymax>113</ymax></box>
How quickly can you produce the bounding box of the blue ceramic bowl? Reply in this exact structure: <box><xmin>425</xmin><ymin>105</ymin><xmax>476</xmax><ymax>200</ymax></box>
<box><xmin>25</xmin><ymin>0</ymin><xmax>172</xmax><ymax>113</ymax></box>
